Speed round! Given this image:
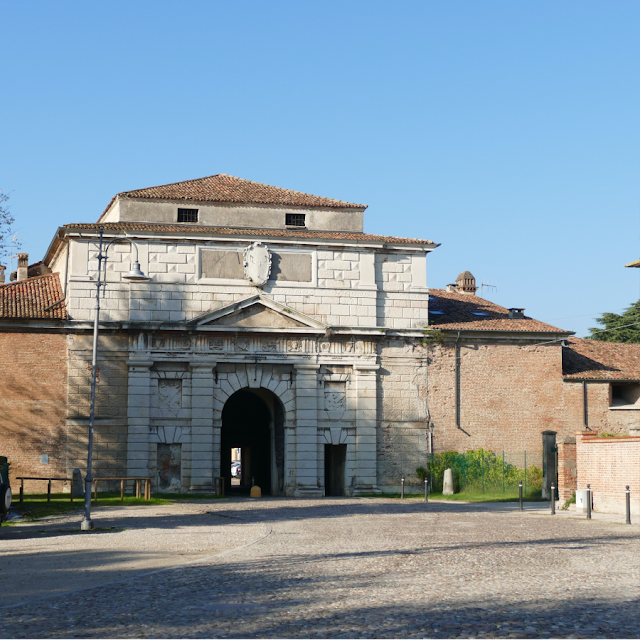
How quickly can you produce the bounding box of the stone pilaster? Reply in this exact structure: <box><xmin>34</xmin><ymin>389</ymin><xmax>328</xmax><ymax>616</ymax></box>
<box><xmin>127</xmin><ymin>360</ymin><xmax>153</xmax><ymax>478</ymax></box>
<box><xmin>294</xmin><ymin>364</ymin><xmax>322</xmax><ymax>496</ymax></box>
<box><xmin>354</xmin><ymin>364</ymin><xmax>379</xmax><ymax>493</ymax></box>
<box><xmin>190</xmin><ymin>361</ymin><xmax>216</xmax><ymax>490</ymax></box>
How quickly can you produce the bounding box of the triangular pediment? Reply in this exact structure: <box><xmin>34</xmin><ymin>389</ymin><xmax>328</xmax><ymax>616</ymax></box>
<box><xmin>189</xmin><ymin>295</ymin><xmax>327</xmax><ymax>332</ymax></box>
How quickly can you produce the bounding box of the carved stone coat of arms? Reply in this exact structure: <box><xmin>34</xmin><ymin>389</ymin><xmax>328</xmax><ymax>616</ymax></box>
<box><xmin>243</xmin><ymin>242</ymin><xmax>271</xmax><ymax>286</ymax></box>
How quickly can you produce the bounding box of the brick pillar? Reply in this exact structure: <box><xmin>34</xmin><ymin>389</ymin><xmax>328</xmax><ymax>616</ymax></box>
<box><xmin>354</xmin><ymin>364</ymin><xmax>379</xmax><ymax>494</ymax></box>
<box><xmin>127</xmin><ymin>360</ymin><xmax>153</xmax><ymax>478</ymax></box>
<box><xmin>557</xmin><ymin>437</ymin><xmax>577</xmax><ymax>503</ymax></box>
<box><xmin>190</xmin><ymin>361</ymin><xmax>216</xmax><ymax>491</ymax></box>
<box><xmin>294</xmin><ymin>364</ymin><xmax>322</xmax><ymax>497</ymax></box>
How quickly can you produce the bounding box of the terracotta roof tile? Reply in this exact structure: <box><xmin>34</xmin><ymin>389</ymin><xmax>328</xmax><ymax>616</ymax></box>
<box><xmin>0</xmin><ymin>273</ymin><xmax>68</xmax><ymax>320</ymax></box>
<box><xmin>63</xmin><ymin>222</ymin><xmax>437</xmax><ymax>246</ymax></box>
<box><xmin>427</xmin><ymin>289</ymin><xmax>568</xmax><ymax>333</ymax></box>
<box><xmin>563</xmin><ymin>338</ymin><xmax>640</xmax><ymax>380</ymax></box>
<box><xmin>103</xmin><ymin>174</ymin><xmax>366</xmax><ymax>219</ymax></box>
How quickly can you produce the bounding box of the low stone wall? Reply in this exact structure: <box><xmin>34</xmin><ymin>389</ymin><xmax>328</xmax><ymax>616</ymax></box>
<box><xmin>576</xmin><ymin>433</ymin><xmax>640</xmax><ymax>516</ymax></box>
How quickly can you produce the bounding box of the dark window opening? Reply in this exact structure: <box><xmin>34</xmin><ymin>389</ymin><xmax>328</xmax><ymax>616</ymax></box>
<box><xmin>177</xmin><ymin>208</ymin><xmax>199</xmax><ymax>223</ymax></box>
<box><xmin>611</xmin><ymin>383</ymin><xmax>640</xmax><ymax>407</ymax></box>
<box><xmin>285</xmin><ymin>213</ymin><xmax>306</xmax><ymax>227</ymax></box>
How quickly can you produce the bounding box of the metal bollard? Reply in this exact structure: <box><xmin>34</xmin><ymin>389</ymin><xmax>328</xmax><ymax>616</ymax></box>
<box><xmin>550</xmin><ymin>483</ymin><xmax>555</xmax><ymax>515</ymax></box>
<box><xmin>586</xmin><ymin>484</ymin><xmax>592</xmax><ymax>520</ymax></box>
<box><xmin>626</xmin><ymin>485</ymin><xmax>631</xmax><ymax>525</ymax></box>
<box><xmin>424</xmin><ymin>478</ymin><xmax>428</xmax><ymax>503</ymax></box>
<box><xmin>519</xmin><ymin>481</ymin><xmax>523</xmax><ymax>511</ymax></box>
<box><xmin>401</xmin><ymin>476</ymin><xmax>405</xmax><ymax>499</ymax></box>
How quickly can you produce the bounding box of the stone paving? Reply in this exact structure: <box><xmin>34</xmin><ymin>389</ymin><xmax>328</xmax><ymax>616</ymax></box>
<box><xmin>1</xmin><ymin>498</ymin><xmax>639</xmax><ymax>639</ymax></box>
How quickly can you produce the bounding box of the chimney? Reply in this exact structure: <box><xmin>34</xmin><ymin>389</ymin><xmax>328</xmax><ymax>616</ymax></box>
<box><xmin>455</xmin><ymin>271</ymin><xmax>478</xmax><ymax>295</ymax></box>
<box><xmin>446</xmin><ymin>283</ymin><xmax>458</xmax><ymax>293</ymax></box>
<box><xmin>508</xmin><ymin>308</ymin><xmax>525</xmax><ymax>319</ymax></box>
<box><xmin>17</xmin><ymin>253</ymin><xmax>28</xmax><ymax>281</ymax></box>
<box><xmin>0</xmin><ymin>265</ymin><xmax>5</xmax><ymax>284</ymax></box>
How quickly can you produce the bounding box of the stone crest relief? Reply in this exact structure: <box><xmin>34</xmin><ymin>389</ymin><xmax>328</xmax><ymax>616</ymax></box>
<box><xmin>324</xmin><ymin>382</ymin><xmax>346</xmax><ymax>420</ymax></box>
<box><xmin>243</xmin><ymin>242</ymin><xmax>271</xmax><ymax>286</ymax></box>
<box><xmin>157</xmin><ymin>380</ymin><xmax>182</xmax><ymax>417</ymax></box>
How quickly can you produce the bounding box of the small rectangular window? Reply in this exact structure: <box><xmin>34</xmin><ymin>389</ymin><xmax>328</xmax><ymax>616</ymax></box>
<box><xmin>610</xmin><ymin>383</ymin><xmax>640</xmax><ymax>407</ymax></box>
<box><xmin>429</xmin><ymin>310</ymin><xmax>445</xmax><ymax>315</ymax></box>
<box><xmin>470</xmin><ymin>311</ymin><xmax>489</xmax><ymax>317</ymax></box>
<box><xmin>177</xmin><ymin>208</ymin><xmax>199</xmax><ymax>223</ymax></box>
<box><xmin>285</xmin><ymin>213</ymin><xmax>306</xmax><ymax>227</ymax></box>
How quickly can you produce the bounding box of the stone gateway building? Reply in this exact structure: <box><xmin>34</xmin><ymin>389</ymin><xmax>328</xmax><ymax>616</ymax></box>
<box><xmin>3</xmin><ymin>175</ymin><xmax>441</xmax><ymax>496</ymax></box>
<box><xmin>2</xmin><ymin>174</ymin><xmax>639</xmax><ymax>498</ymax></box>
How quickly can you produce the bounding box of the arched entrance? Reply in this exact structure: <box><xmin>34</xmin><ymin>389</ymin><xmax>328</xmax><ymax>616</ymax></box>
<box><xmin>221</xmin><ymin>388</ymin><xmax>285</xmax><ymax>495</ymax></box>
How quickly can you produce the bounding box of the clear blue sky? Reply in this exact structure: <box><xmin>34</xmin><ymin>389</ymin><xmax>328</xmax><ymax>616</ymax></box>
<box><xmin>1</xmin><ymin>1</ymin><xmax>638</xmax><ymax>336</ymax></box>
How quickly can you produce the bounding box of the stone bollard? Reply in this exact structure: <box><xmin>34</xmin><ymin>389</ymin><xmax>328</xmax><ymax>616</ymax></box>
<box><xmin>72</xmin><ymin>469</ymin><xmax>85</xmax><ymax>497</ymax></box>
<box><xmin>250</xmin><ymin>485</ymin><xmax>262</xmax><ymax>498</ymax></box>
<box><xmin>625</xmin><ymin>486</ymin><xmax>631</xmax><ymax>525</ymax></box>
<box><xmin>443</xmin><ymin>468</ymin><xmax>454</xmax><ymax>495</ymax></box>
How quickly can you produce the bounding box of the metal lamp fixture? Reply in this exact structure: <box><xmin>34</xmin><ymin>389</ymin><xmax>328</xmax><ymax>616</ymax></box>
<box><xmin>81</xmin><ymin>229</ymin><xmax>148</xmax><ymax>531</ymax></box>
<box><xmin>123</xmin><ymin>243</ymin><xmax>150</xmax><ymax>281</ymax></box>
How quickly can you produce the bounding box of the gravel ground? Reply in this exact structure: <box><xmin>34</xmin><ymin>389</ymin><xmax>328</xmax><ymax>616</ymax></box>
<box><xmin>1</xmin><ymin>498</ymin><xmax>639</xmax><ymax>639</ymax></box>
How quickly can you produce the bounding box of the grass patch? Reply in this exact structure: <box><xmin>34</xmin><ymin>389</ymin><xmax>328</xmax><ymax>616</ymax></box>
<box><xmin>9</xmin><ymin>491</ymin><xmax>227</xmax><ymax>520</ymax></box>
<box><xmin>359</xmin><ymin>489</ymin><xmax>544</xmax><ymax>502</ymax></box>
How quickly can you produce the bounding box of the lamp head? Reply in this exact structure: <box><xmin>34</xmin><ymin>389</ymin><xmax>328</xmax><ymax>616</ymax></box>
<box><xmin>123</xmin><ymin>261</ymin><xmax>150</xmax><ymax>281</ymax></box>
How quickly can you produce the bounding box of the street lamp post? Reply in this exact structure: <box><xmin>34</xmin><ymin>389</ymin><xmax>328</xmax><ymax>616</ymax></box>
<box><xmin>81</xmin><ymin>228</ymin><xmax>149</xmax><ymax>531</ymax></box>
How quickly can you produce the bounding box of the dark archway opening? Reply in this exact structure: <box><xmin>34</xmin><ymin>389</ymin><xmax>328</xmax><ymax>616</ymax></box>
<box><xmin>221</xmin><ymin>388</ymin><xmax>285</xmax><ymax>495</ymax></box>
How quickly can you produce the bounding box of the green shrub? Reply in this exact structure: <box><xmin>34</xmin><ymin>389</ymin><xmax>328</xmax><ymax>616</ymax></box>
<box><xmin>420</xmin><ymin>449</ymin><xmax>543</xmax><ymax>494</ymax></box>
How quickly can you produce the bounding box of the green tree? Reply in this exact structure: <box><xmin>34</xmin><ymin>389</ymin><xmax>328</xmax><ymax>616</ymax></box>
<box><xmin>587</xmin><ymin>301</ymin><xmax>640</xmax><ymax>343</ymax></box>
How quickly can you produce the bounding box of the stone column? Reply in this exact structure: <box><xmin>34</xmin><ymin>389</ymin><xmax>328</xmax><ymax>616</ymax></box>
<box><xmin>354</xmin><ymin>364</ymin><xmax>379</xmax><ymax>494</ymax></box>
<box><xmin>127</xmin><ymin>360</ymin><xmax>153</xmax><ymax>478</ymax></box>
<box><xmin>294</xmin><ymin>364</ymin><xmax>322</xmax><ymax>497</ymax></box>
<box><xmin>190</xmin><ymin>361</ymin><xmax>216</xmax><ymax>491</ymax></box>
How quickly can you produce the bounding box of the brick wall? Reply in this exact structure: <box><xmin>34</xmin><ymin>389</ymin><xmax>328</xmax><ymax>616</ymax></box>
<box><xmin>557</xmin><ymin>438</ymin><xmax>577</xmax><ymax>502</ymax></box>
<box><xmin>428</xmin><ymin>339</ymin><xmax>581</xmax><ymax>457</ymax></box>
<box><xmin>0</xmin><ymin>332</ymin><xmax>68</xmax><ymax>492</ymax></box>
<box><xmin>576</xmin><ymin>433</ymin><xmax>640</xmax><ymax>516</ymax></box>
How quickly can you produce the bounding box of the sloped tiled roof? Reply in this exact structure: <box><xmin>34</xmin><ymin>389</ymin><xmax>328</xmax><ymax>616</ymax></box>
<box><xmin>104</xmin><ymin>174</ymin><xmax>366</xmax><ymax>217</ymax></box>
<box><xmin>0</xmin><ymin>273</ymin><xmax>68</xmax><ymax>320</ymax></box>
<box><xmin>427</xmin><ymin>289</ymin><xmax>568</xmax><ymax>333</ymax></box>
<box><xmin>63</xmin><ymin>222</ymin><xmax>437</xmax><ymax>246</ymax></box>
<box><xmin>563</xmin><ymin>338</ymin><xmax>640</xmax><ymax>380</ymax></box>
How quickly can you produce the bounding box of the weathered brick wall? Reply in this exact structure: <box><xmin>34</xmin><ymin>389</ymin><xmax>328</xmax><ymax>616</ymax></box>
<box><xmin>557</xmin><ymin>438</ymin><xmax>577</xmax><ymax>502</ymax></box>
<box><xmin>0</xmin><ymin>332</ymin><xmax>68</xmax><ymax>492</ymax></box>
<box><xmin>66</xmin><ymin>333</ymin><xmax>129</xmax><ymax>479</ymax></box>
<box><xmin>577</xmin><ymin>382</ymin><xmax>640</xmax><ymax>434</ymax></box>
<box><xmin>576</xmin><ymin>433</ymin><xmax>640</xmax><ymax>515</ymax></box>
<box><xmin>428</xmin><ymin>340</ymin><xmax>581</xmax><ymax>457</ymax></box>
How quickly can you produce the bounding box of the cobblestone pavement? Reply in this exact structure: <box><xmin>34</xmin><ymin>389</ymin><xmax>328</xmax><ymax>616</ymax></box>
<box><xmin>1</xmin><ymin>498</ymin><xmax>639</xmax><ymax>639</ymax></box>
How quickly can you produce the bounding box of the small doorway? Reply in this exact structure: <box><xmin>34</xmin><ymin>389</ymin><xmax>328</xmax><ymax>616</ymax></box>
<box><xmin>542</xmin><ymin>431</ymin><xmax>557</xmax><ymax>500</ymax></box>
<box><xmin>324</xmin><ymin>444</ymin><xmax>346</xmax><ymax>497</ymax></box>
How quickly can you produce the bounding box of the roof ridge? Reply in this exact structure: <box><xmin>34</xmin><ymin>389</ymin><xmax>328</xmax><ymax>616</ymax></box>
<box><xmin>117</xmin><ymin>173</ymin><xmax>225</xmax><ymax>196</ymax></box>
